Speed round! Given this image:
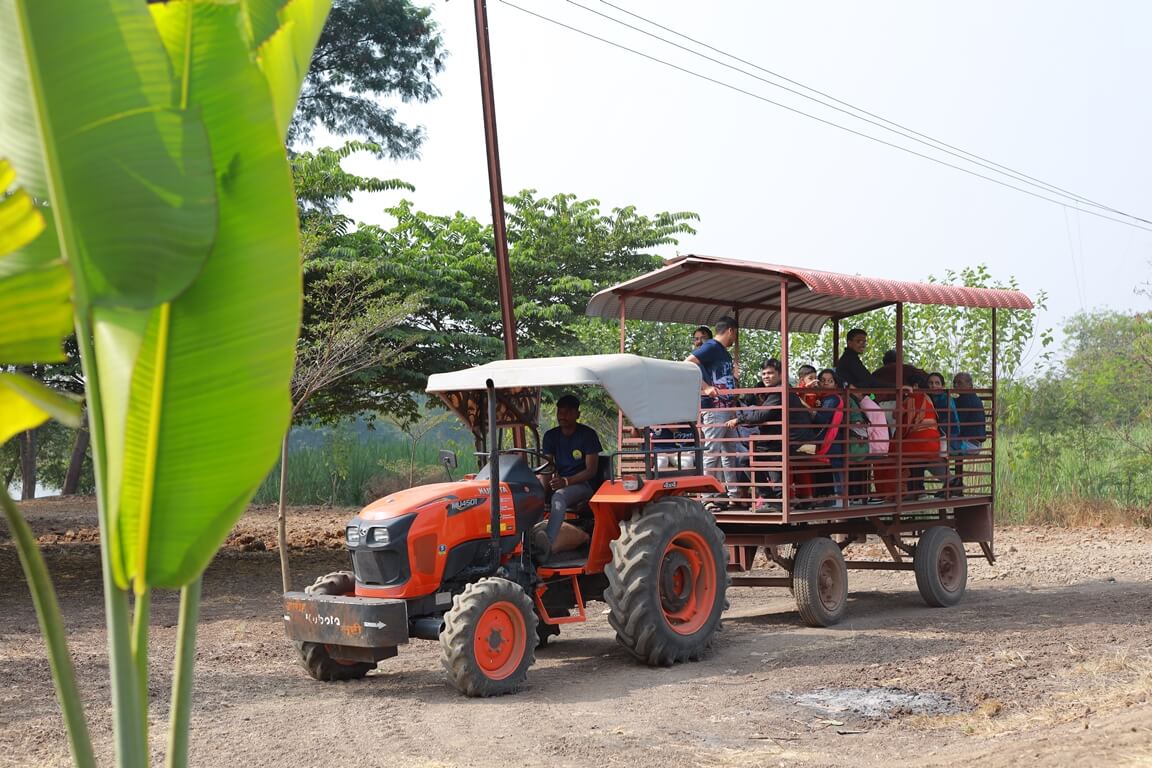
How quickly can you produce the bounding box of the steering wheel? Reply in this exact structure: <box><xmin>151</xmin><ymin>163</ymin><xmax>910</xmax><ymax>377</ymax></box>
<box><xmin>502</xmin><ymin>447</ymin><xmax>555</xmax><ymax>475</ymax></box>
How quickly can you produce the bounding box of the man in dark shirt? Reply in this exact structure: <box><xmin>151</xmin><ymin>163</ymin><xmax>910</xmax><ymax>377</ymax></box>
<box><xmin>541</xmin><ymin>394</ymin><xmax>602</xmax><ymax>547</ymax></box>
<box><xmin>835</xmin><ymin>328</ymin><xmax>884</xmax><ymax>389</ymax></box>
<box><xmin>686</xmin><ymin>316</ymin><xmax>747</xmax><ymax>500</ymax></box>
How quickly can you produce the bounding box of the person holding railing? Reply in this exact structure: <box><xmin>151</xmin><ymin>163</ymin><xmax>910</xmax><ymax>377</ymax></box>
<box><xmin>875</xmin><ymin>374</ymin><xmax>950</xmax><ymax>500</ymax></box>
<box><xmin>811</xmin><ymin>369</ymin><xmax>848</xmax><ymax>507</ymax></box>
<box><xmin>951</xmin><ymin>371</ymin><xmax>987</xmax><ymax>489</ymax></box>
<box><xmin>726</xmin><ymin>358</ymin><xmax>785</xmax><ymax>510</ymax></box>
<box><xmin>685</xmin><ymin>316</ymin><xmax>747</xmax><ymax>506</ymax></box>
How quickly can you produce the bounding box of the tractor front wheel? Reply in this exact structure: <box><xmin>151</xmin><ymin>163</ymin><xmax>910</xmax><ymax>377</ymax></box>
<box><xmin>296</xmin><ymin>571</ymin><xmax>377</xmax><ymax>681</ymax></box>
<box><xmin>440</xmin><ymin>577</ymin><xmax>537</xmax><ymax>697</ymax></box>
<box><xmin>605</xmin><ymin>495</ymin><xmax>729</xmax><ymax>666</ymax></box>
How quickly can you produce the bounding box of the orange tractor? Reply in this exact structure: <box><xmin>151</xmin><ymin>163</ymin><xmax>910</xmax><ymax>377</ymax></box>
<box><xmin>283</xmin><ymin>354</ymin><xmax>729</xmax><ymax>696</ymax></box>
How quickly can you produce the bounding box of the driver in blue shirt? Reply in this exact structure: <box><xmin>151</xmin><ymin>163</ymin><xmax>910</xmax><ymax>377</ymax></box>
<box><xmin>541</xmin><ymin>394</ymin><xmax>602</xmax><ymax>549</ymax></box>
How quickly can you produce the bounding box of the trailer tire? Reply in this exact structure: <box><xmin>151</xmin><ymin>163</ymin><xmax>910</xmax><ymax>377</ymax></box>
<box><xmin>792</xmin><ymin>538</ymin><xmax>847</xmax><ymax>627</ymax></box>
<box><xmin>440</xmin><ymin>577</ymin><xmax>537</xmax><ymax>697</ymax></box>
<box><xmin>296</xmin><ymin>571</ymin><xmax>377</xmax><ymax>681</ymax></box>
<box><xmin>914</xmin><ymin>526</ymin><xmax>967</xmax><ymax>607</ymax></box>
<box><xmin>605</xmin><ymin>495</ymin><xmax>729</xmax><ymax>666</ymax></box>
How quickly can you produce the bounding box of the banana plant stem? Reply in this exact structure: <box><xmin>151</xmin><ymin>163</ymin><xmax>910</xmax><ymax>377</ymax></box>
<box><xmin>74</xmin><ymin>321</ymin><xmax>145</xmax><ymax>768</ymax></box>
<box><xmin>165</xmin><ymin>578</ymin><xmax>201</xmax><ymax>768</ymax></box>
<box><xmin>131</xmin><ymin>589</ymin><xmax>152</xmax><ymax>758</ymax></box>
<box><xmin>0</xmin><ymin>491</ymin><xmax>96</xmax><ymax>768</ymax></box>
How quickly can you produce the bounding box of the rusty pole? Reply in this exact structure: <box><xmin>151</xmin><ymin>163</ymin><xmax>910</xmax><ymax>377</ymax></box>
<box><xmin>473</xmin><ymin>0</ymin><xmax>517</xmax><ymax>361</ymax></box>
<box><xmin>472</xmin><ymin>0</ymin><xmax>524</xmax><ymax>447</ymax></box>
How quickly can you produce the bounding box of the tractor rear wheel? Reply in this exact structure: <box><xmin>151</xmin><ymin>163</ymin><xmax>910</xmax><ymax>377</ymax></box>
<box><xmin>440</xmin><ymin>577</ymin><xmax>537</xmax><ymax>697</ymax></box>
<box><xmin>792</xmin><ymin>538</ymin><xmax>848</xmax><ymax>627</ymax></box>
<box><xmin>605</xmin><ymin>495</ymin><xmax>729</xmax><ymax>666</ymax></box>
<box><xmin>914</xmin><ymin>526</ymin><xmax>967</xmax><ymax>607</ymax></box>
<box><xmin>296</xmin><ymin>571</ymin><xmax>377</xmax><ymax>681</ymax></box>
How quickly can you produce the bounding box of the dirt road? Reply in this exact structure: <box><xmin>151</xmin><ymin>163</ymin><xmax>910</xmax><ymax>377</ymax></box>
<box><xmin>2</xmin><ymin>499</ymin><xmax>1150</xmax><ymax>767</ymax></box>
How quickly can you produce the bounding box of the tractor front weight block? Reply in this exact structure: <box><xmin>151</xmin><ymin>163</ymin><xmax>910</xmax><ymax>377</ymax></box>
<box><xmin>284</xmin><ymin>591</ymin><xmax>409</xmax><ymax>657</ymax></box>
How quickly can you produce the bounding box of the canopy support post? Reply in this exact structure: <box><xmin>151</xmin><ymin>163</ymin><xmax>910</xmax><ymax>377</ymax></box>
<box><xmin>779</xmin><ymin>279</ymin><xmax>790</xmax><ymax>524</ymax></box>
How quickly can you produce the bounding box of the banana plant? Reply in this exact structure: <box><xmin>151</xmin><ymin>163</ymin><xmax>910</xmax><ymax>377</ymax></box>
<box><xmin>0</xmin><ymin>1</ymin><xmax>331</xmax><ymax>765</ymax></box>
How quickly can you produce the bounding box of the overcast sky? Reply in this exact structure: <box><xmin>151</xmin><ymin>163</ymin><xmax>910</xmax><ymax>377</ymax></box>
<box><xmin>341</xmin><ymin>0</ymin><xmax>1152</xmax><ymax>363</ymax></box>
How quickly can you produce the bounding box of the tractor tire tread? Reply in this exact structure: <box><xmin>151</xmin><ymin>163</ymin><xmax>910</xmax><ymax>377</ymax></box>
<box><xmin>604</xmin><ymin>495</ymin><xmax>729</xmax><ymax>667</ymax></box>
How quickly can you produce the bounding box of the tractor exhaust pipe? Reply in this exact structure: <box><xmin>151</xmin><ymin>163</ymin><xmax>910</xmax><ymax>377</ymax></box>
<box><xmin>487</xmin><ymin>379</ymin><xmax>501</xmax><ymax>572</ymax></box>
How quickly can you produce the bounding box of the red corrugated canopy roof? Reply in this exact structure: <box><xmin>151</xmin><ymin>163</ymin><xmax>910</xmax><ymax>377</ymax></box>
<box><xmin>586</xmin><ymin>255</ymin><xmax>1034</xmax><ymax>334</ymax></box>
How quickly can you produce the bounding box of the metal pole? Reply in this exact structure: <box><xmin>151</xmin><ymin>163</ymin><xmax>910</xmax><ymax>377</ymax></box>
<box><xmin>779</xmin><ymin>279</ymin><xmax>790</xmax><ymax>523</ymax></box>
<box><xmin>473</xmin><ymin>0</ymin><xmax>517</xmax><ymax>361</ymax></box>
<box><xmin>990</xmin><ymin>308</ymin><xmax>998</xmax><ymax>504</ymax></box>
<box><xmin>472</xmin><ymin>0</ymin><xmax>524</xmax><ymax>449</ymax></box>
<box><xmin>895</xmin><ymin>302</ymin><xmax>904</xmax><ymax>512</ymax></box>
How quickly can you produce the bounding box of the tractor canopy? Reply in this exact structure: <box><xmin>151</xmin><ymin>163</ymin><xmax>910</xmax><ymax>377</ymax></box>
<box><xmin>426</xmin><ymin>354</ymin><xmax>702</xmax><ymax>437</ymax></box>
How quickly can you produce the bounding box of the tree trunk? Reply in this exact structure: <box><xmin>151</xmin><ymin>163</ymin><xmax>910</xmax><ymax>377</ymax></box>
<box><xmin>62</xmin><ymin>418</ymin><xmax>90</xmax><ymax>496</ymax></box>
<box><xmin>19</xmin><ymin>429</ymin><xmax>37</xmax><ymax>500</ymax></box>
<box><xmin>277</xmin><ymin>431</ymin><xmax>292</xmax><ymax>593</ymax></box>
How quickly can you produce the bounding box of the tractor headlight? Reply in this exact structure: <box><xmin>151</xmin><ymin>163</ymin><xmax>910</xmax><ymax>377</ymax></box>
<box><xmin>369</xmin><ymin>527</ymin><xmax>390</xmax><ymax>545</ymax></box>
<box><xmin>345</xmin><ymin>525</ymin><xmax>361</xmax><ymax>546</ymax></box>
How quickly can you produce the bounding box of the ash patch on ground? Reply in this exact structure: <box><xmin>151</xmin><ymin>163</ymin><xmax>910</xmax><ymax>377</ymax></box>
<box><xmin>790</xmin><ymin>687</ymin><xmax>962</xmax><ymax>719</ymax></box>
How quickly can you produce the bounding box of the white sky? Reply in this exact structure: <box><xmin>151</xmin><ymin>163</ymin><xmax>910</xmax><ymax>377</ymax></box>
<box><xmin>341</xmin><ymin>0</ymin><xmax>1152</xmax><ymax>360</ymax></box>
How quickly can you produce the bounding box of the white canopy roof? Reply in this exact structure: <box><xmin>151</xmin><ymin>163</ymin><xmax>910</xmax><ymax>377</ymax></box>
<box><xmin>426</xmin><ymin>354</ymin><xmax>701</xmax><ymax>428</ymax></box>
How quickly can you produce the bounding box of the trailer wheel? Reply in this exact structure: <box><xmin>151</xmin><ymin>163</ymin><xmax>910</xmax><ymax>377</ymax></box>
<box><xmin>440</xmin><ymin>577</ymin><xmax>537</xmax><ymax>697</ymax></box>
<box><xmin>605</xmin><ymin>495</ymin><xmax>729</xmax><ymax>666</ymax></box>
<box><xmin>914</xmin><ymin>526</ymin><xmax>967</xmax><ymax>607</ymax></box>
<box><xmin>296</xmin><ymin>571</ymin><xmax>377</xmax><ymax>681</ymax></box>
<box><xmin>792</xmin><ymin>538</ymin><xmax>847</xmax><ymax>627</ymax></box>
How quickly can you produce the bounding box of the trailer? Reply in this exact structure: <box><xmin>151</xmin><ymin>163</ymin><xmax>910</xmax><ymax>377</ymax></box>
<box><xmin>587</xmin><ymin>255</ymin><xmax>1033</xmax><ymax>625</ymax></box>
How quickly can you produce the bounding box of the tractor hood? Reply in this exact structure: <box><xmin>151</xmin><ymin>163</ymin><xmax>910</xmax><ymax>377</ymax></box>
<box><xmin>359</xmin><ymin>482</ymin><xmax>466</xmax><ymax>522</ymax></box>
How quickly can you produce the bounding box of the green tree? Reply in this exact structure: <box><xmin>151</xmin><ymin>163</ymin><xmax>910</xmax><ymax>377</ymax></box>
<box><xmin>289</xmin><ymin>0</ymin><xmax>445</xmax><ymax>157</ymax></box>
<box><xmin>305</xmin><ymin>191</ymin><xmax>699</xmax><ymax>422</ymax></box>
<box><xmin>828</xmin><ymin>265</ymin><xmax>1051</xmax><ymax>385</ymax></box>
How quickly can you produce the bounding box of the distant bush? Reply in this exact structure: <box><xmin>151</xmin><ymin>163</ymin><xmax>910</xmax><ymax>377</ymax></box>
<box><xmin>996</xmin><ymin>426</ymin><xmax>1151</xmax><ymax>526</ymax></box>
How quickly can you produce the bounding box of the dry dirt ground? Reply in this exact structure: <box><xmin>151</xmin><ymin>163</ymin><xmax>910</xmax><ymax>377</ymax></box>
<box><xmin>2</xmin><ymin>498</ymin><xmax>1151</xmax><ymax>768</ymax></box>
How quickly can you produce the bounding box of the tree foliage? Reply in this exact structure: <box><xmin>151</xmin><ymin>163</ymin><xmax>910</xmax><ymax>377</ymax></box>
<box><xmin>301</xmin><ymin>190</ymin><xmax>699</xmax><ymax>423</ymax></box>
<box><xmin>1009</xmin><ymin>310</ymin><xmax>1151</xmax><ymax>434</ymax></box>
<box><xmin>289</xmin><ymin>0</ymin><xmax>445</xmax><ymax>158</ymax></box>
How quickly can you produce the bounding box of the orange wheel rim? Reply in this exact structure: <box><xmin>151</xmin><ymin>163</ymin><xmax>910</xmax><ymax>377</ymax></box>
<box><xmin>659</xmin><ymin>530</ymin><xmax>717</xmax><ymax>635</ymax></box>
<box><xmin>474</xmin><ymin>600</ymin><xmax>527</xmax><ymax>680</ymax></box>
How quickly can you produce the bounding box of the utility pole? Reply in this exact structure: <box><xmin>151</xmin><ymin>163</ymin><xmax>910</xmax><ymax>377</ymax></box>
<box><xmin>472</xmin><ymin>0</ymin><xmax>517</xmax><ymax>361</ymax></box>
<box><xmin>472</xmin><ymin>0</ymin><xmax>524</xmax><ymax>447</ymax></box>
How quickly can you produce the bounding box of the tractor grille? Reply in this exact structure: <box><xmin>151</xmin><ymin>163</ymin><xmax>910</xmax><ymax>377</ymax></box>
<box><xmin>353</xmin><ymin>548</ymin><xmax>406</xmax><ymax>586</ymax></box>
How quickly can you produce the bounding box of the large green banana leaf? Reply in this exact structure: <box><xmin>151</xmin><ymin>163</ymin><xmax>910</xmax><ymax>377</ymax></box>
<box><xmin>0</xmin><ymin>0</ymin><xmax>216</xmax><ymax>308</ymax></box>
<box><xmin>95</xmin><ymin>0</ymin><xmax>331</xmax><ymax>589</ymax></box>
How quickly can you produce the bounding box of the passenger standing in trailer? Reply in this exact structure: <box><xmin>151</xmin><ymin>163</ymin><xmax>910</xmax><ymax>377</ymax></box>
<box><xmin>835</xmin><ymin>329</ymin><xmax>886</xmax><ymax>389</ymax></box>
<box><xmin>686</xmin><ymin>316</ymin><xmax>746</xmax><ymax>504</ymax></box>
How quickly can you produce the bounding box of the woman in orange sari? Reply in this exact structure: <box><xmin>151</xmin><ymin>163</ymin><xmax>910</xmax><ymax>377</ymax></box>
<box><xmin>875</xmin><ymin>375</ymin><xmax>948</xmax><ymax>499</ymax></box>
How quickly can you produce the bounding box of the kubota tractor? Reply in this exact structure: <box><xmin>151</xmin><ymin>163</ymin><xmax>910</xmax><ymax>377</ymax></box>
<box><xmin>283</xmin><ymin>354</ymin><xmax>729</xmax><ymax>696</ymax></box>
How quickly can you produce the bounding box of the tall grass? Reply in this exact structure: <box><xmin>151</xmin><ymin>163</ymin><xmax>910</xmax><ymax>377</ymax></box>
<box><xmin>252</xmin><ymin>426</ymin><xmax>458</xmax><ymax>506</ymax></box>
<box><xmin>996</xmin><ymin>427</ymin><xmax>1151</xmax><ymax>526</ymax></box>
<box><xmin>257</xmin><ymin>420</ymin><xmax>1150</xmax><ymax>526</ymax></box>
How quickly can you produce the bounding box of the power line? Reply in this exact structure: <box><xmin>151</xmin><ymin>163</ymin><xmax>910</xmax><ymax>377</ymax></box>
<box><xmin>498</xmin><ymin>0</ymin><xmax>1152</xmax><ymax>233</ymax></box>
<box><xmin>593</xmin><ymin>0</ymin><xmax>1152</xmax><ymax>227</ymax></box>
